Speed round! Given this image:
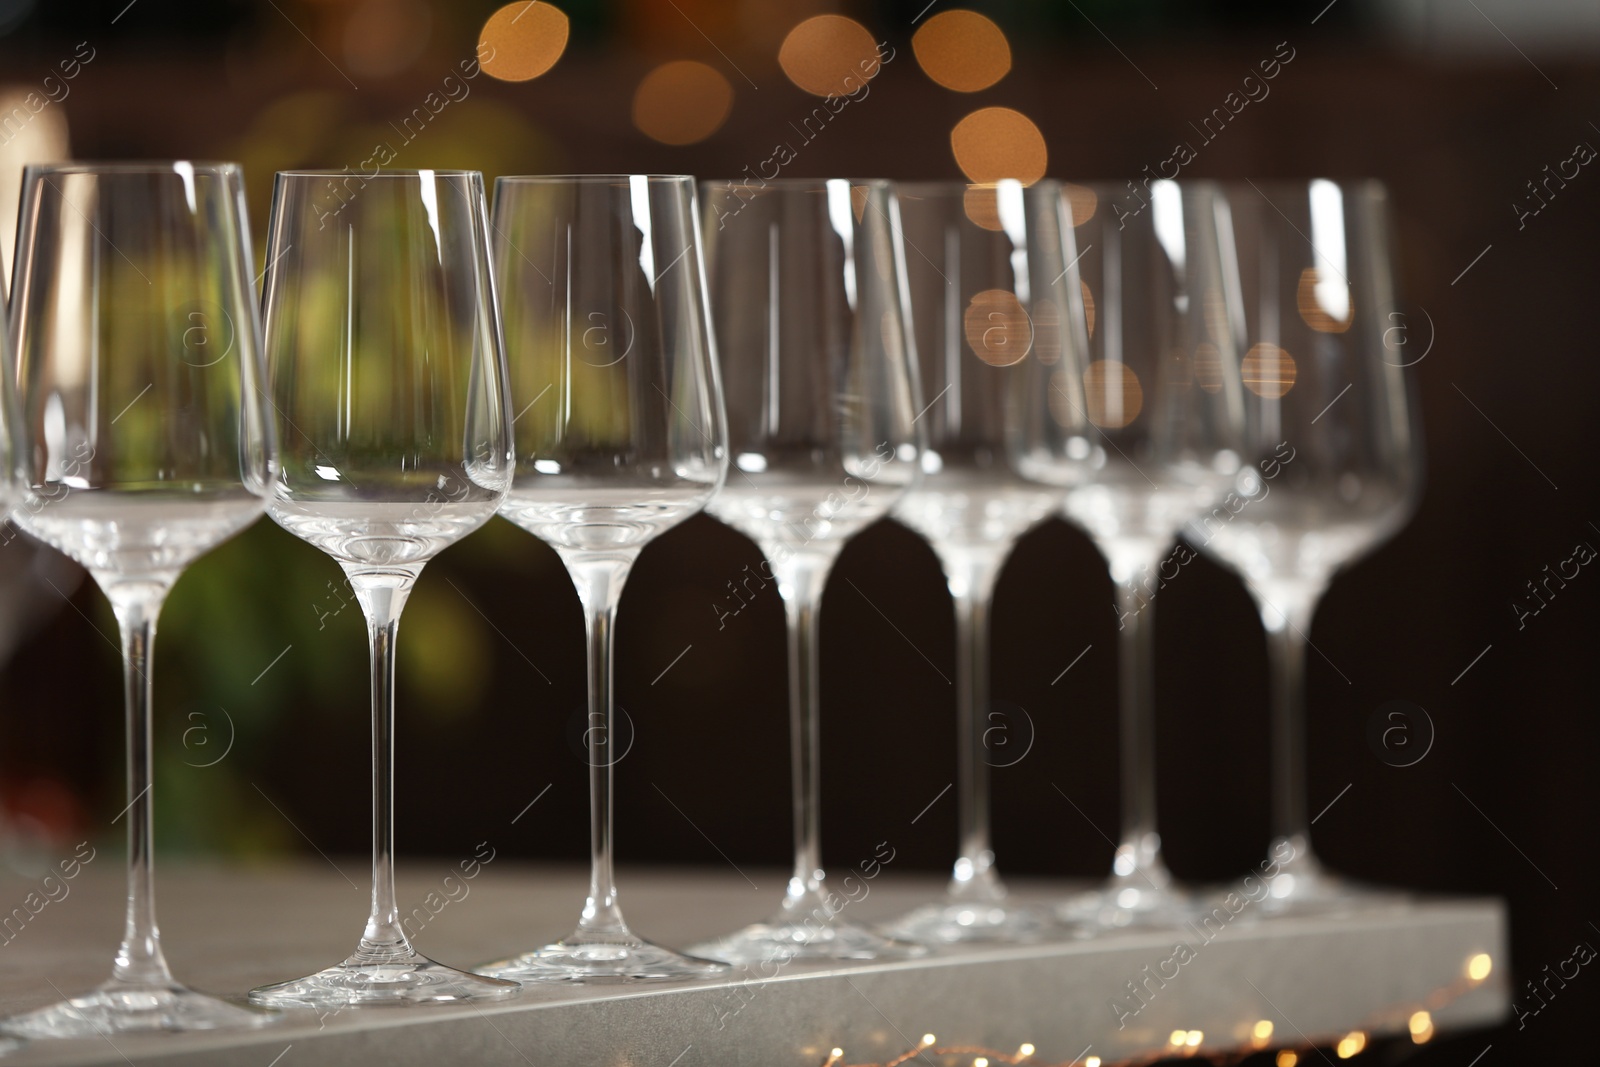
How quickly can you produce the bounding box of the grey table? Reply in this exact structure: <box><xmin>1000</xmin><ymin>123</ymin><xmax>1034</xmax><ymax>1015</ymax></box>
<box><xmin>0</xmin><ymin>862</ymin><xmax>1508</xmax><ymax>1065</ymax></box>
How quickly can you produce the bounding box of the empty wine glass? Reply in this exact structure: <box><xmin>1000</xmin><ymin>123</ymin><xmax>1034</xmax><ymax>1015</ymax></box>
<box><xmin>689</xmin><ymin>178</ymin><xmax>923</xmax><ymax>964</ymax></box>
<box><xmin>879</xmin><ymin>181</ymin><xmax>1073</xmax><ymax>944</ymax></box>
<box><xmin>250</xmin><ymin>170</ymin><xmax>517</xmax><ymax>1006</ymax></box>
<box><xmin>3</xmin><ymin>162</ymin><xmax>273</xmax><ymax>1036</ymax></box>
<box><xmin>1014</xmin><ymin>179</ymin><xmax>1245</xmax><ymax>927</ymax></box>
<box><xmin>478</xmin><ymin>175</ymin><xmax>728</xmax><ymax>981</ymax></box>
<box><xmin>1193</xmin><ymin>180</ymin><xmax>1421</xmax><ymax>909</ymax></box>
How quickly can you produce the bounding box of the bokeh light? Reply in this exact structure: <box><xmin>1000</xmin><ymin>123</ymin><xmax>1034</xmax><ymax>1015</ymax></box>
<box><xmin>632</xmin><ymin>61</ymin><xmax>734</xmax><ymax>145</ymax></box>
<box><xmin>479</xmin><ymin>1</ymin><xmax>569</xmax><ymax>83</ymax></box>
<box><xmin>964</xmin><ymin>288</ymin><xmax>1032</xmax><ymax>366</ymax></box>
<box><xmin>912</xmin><ymin>9</ymin><xmax>1011</xmax><ymax>92</ymax></box>
<box><xmin>1242</xmin><ymin>341</ymin><xmax>1297</xmax><ymax>398</ymax></box>
<box><xmin>1297</xmin><ymin>266</ymin><xmax>1353</xmax><ymax>333</ymax></box>
<box><xmin>1083</xmin><ymin>359</ymin><xmax>1142</xmax><ymax>428</ymax></box>
<box><xmin>1081</xmin><ymin>280</ymin><xmax>1096</xmax><ymax>339</ymax></box>
<box><xmin>962</xmin><ymin>183</ymin><xmax>1002</xmax><ymax>230</ymax></box>
<box><xmin>951</xmin><ymin>107</ymin><xmax>1047</xmax><ymax>185</ymax></box>
<box><xmin>1063</xmin><ymin>182</ymin><xmax>1097</xmax><ymax>226</ymax></box>
<box><xmin>779</xmin><ymin>15</ymin><xmax>882</xmax><ymax>97</ymax></box>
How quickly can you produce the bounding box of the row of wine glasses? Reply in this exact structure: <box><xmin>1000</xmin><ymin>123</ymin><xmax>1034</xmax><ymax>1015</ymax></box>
<box><xmin>0</xmin><ymin>164</ymin><xmax>1420</xmax><ymax>1040</ymax></box>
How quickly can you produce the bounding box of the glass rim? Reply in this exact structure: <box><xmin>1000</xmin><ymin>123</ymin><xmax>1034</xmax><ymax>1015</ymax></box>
<box><xmin>699</xmin><ymin>177</ymin><xmax>893</xmax><ymax>191</ymax></box>
<box><xmin>23</xmin><ymin>160</ymin><xmax>243</xmax><ymax>176</ymax></box>
<box><xmin>276</xmin><ymin>168</ymin><xmax>482</xmax><ymax>179</ymax></box>
<box><xmin>1216</xmin><ymin>177</ymin><xmax>1389</xmax><ymax>199</ymax></box>
<box><xmin>1044</xmin><ymin>176</ymin><xmax>1386</xmax><ymax>195</ymax></box>
<box><xmin>496</xmin><ymin>174</ymin><xmax>694</xmax><ymax>186</ymax></box>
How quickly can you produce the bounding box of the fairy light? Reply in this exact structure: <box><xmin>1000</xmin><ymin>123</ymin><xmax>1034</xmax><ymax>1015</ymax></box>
<box><xmin>821</xmin><ymin>982</ymin><xmax>1491</xmax><ymax>1067</ymax></box>
<box><xmin>1467</xmin><ymin>953</ymin><xmax>1493</xmax><ymax>981</ymax></box>
<box><xmin>1335</xmin><ymin>1031</ymin><xmax>1367</xmax><ymax>1058</ymax></box>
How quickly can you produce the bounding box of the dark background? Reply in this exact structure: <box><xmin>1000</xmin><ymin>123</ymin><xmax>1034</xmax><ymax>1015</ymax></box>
<box><xmin>0</xmin><ymin>0</ymin><xmax>1594</xmax><ymax>1062</ymax></box>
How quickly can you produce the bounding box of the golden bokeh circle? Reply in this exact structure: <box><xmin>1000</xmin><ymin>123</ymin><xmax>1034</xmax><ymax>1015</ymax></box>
<box><xmin>632</xmin><ymin>61</ymin><xmax>734</xmax><ymax>145</ymax></box>
<box><xmin>479</xmin><ymin>2</ymin><xmax>569</xmax><ymax>83</ymax></box>
<box><xmin>1297</xmin><ymin>267</ymin><xmax>1353</xmax><ymax>333</ymax></box>
<box><xmin>778</xmin><ymin>15</ymin><xmax>883</xmax><ymax>97</ymax></box>
<box><xmin>963</xmin><ymin>289</ymin><xmax>1033</xmax><ymax>366</ymax></box>
<box><xmin>912</xmin><ymin>10</ymin><xmax>1011</xmax><ymax>93</ymax></box>
<box><xmin>962</xmin><ymin>184</ymin><xmax>1003</xmax><ymax>231</ymax></box>
<box><xmin>1083</xmin><ymin>359</ymin><xmax>1143</xmax><ymax>428</ymax></box>
<box><xmin>1063</xmin><ymin>182</ymin><xmax>1097</xmax><ymax>227</ymax></box>
<box><xmin>1242</xmin><ymin>342</ymin><xmax>1298</xmax><ymax>398</ymax></box>
<box><xmin>950</xmin><ymin>107</ymin><xmax>1048</xmax><ymax>185</ymax></box>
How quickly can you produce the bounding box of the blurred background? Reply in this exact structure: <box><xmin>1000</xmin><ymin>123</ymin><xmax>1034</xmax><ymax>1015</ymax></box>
<box><xmin>0</xmin><ymin>0</ymin><xmax>1595</xmax><ymax>1061</ymax></box>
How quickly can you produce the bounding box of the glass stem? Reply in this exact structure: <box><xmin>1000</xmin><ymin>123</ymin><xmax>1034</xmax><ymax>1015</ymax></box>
<box><xmin>569</xmin><ymin>555</ymin><xmax>635</xmax><ymax>940</ymax></box>
<box><xmin>1259</xmin><ymin>590</ymin><xmax>1318</xmax><ymax>856</ymax></box>
<box><xmin>772</xmin><ymin>552</ymin><xmax>835</xmax><ymax>909</ymax></box>
<box><xmin>107</xmin><ymin>582</ymin><xmax>174</xmax><ymax>989</ymax></box>
<box><xmin>347</xmin><ymin>567</ymin><xmax>418</xmax><ymax>960</ymax></box>
<box><xmin>1109</xmin><ymin>560</ymin><xmax>1168</xmax><ymax>885</ymax></box>
<box><xmin>944</xmin><ymin>551</ymin><xmax>1003</xmax><ymax>902</ymax></box>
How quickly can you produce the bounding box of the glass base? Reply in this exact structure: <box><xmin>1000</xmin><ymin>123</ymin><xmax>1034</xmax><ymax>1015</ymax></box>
<box><xmin>881</xmin><ymin>899</ymin><xmax>1053</xmax><ymax>944</ymax></box>
<box><xmin>1058</xmin><ymin>880</ymin><xmax>1194</xmax><ymax>929</ymax></box>
<box><xmin>2</xmin><ymin>981</ymin><xmax>270</xmax><ymax>1039</ymax></box>
<box><xmin>249</xmin><ymin>948</ymin><xmax>517</xmax><ymax>1007</ymax></box>
<box><xmin>480</xmin><ymin>933</ymin><xmax>728</xmax><ymax>983</ymax></box>
<box><xmin>1254</xmin><ymin>838</ymin><xmax>1412</xmax><ymax>918</ymax></box>
<box><xmin>693</xmin><ymin>888</ymin><xmax>928</xmax><ymax>965</ymax></box>
<box><xmin>1060</xmin><ymin>836</ymin><xmax>1192</xmax><ymax>929</ymax></box>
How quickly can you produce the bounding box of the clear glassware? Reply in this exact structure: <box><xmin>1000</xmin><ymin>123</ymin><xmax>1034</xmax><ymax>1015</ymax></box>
<box><xmin>1014</xmin><ymin>179</ymin><xmax>1245</xmax><ymax>927</ymax></box>
<box><xmin>3</xmin><ymin>162</ymin><xmax>274</xmax><ymax>1036</ymax></box>
<box><xmin>250</xmin><ymin>170</ymin><xmax>517</xmax><ymax>1006</ymax></box>
<box><xmin>689</xmin><ymin>178</ymin><xmax>924</xmax><ymax>964</ymax></box>
<box><xmin>878</xmin><ymin>181</ymin><xmax>1073</xmax><ymax>944</ymax></box>
<box><xmin>1194</xmin><ymin>180</ymin><xmax>1422</xmax><ymax>910</ymax></box>
<box><xmin>478</xmin><ymin>175</ymin><xmax>729</xmax><ymax>981</ymax></box>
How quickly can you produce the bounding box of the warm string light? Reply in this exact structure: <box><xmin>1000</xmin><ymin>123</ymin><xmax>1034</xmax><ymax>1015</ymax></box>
<box><xmin>823</xmin><ymin>1036</ymin><xmax>1054</xmax><ymax>1067</ymax></box>
<box><xmin>821</xmin><ymin>952</ymin><xmax>1496</xmax><ymax>1067</ymax></box>
<box><xmin>1335</xmin><ymin>1031</ymin><xmax>1368</xmax><ymax>1058</ymax></box>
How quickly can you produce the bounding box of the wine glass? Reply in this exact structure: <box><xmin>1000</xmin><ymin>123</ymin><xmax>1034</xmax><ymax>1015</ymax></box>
<box><xmin>3</xmin><ymin>162</ymin><xmax>273</xmax><ymax>1036</ymax></box>
<box><xmin>1014</xmin><ymin>179</ymin><xmax>1245</xmax><ymax>927</ymax></box>
<box><xmin>689</xmin><ymin>178</ymin><xmax>923</xmax><ymax>964</ymax></box>
<box><xmin>878</xmin><ymin>181</ymin><xmax>1074</xmax><ymax>944</ymax></box>
<box><xmin>478</xmin><ymin>175</ymin><xmax>729</xmax><ymax>982</ymax></box>
<box><xmin>250</xmin><ymin>169</ymin><xmax>517</xmax><ymax>1006</ymax></box>
<box><xmin>1193</xmin><ymin>180</ymin><xmax>1421</xmax><ymax>909</ymax></box>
